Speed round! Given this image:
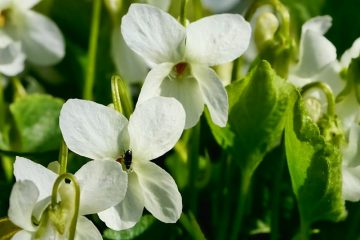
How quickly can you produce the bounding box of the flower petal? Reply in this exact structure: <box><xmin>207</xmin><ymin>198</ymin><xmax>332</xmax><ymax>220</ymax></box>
<box><xmin>13</xmin><ymin>0</ymin><xmax>41</xmax><ymax>9</ymax></box>
<box><xmin>342</xmin><ymin>165</ymin><xmax>360</xmax><ymax>202</ymax></box>
<box><xmin>301</xmin><ymin>15</ymin><xmax>332</xmax><ymax>35</ymax></box>
<box><xmin>9</xmin><ymin>10</ymin><xmax>65</xmax><ymax>66</ymax></box>
<box><xmin>98</xmin><ymin>172</ymin><xmax>144</xmax><ymax>230</ymax></box>
<box><xmin>192</xmin><ymin>65</ymin><xmax>228</xmax><ymax>127</ymax></box>
<box><xmin>293</xmin><ymin>16</ymin><xmax>336</xmax><ymax>78</ymax></box>
<box><xmin>0</xmin><ymin>33</ymin><xmax>25</xmax><ymax>76</ymax></box>
<box><xmin>14</xmin><ymin>157</ymin><xmax>57</xmax><ymax>201</ymax></box>
<box><xmin>8</xmin><ymin>180</ymin><xmax>38</xmax><ymax>231</ymax></box>
<box><xmin>11</xmin><ymin>230</ymin><xmax>33</xmax><ymax>240</ymax></box>
<box><xmin>75</xmin><ymin>160</ymin><xmax>128</xmax><ymax>215</ymax></box>
<box><xmin>75</xmin><ymin>216</ymin><xmax>102</xmax><ymax>240</ymax></box>
<box><xmin>60</xmin><ymin>99</ymin><xmax>129</xmax><ymax>161</ymax></box>
<box><xmin>111</xmin><ymin>27</ymin><xmax>149</xmax><ymax>83</ymax></box>
<box><xmin>129</xmin><ymin>96</ymin><xmax>185</xmax><ymax>161</ymax></box>
<box><xmin>137</xmin><ymin>62</ymin><xmax>173</xmax><ymax>104</ymax></box>
<box><xmin>341</xmin><ymin>37</ymin><xmax>360</xmax><ymax>67</ymax></box>
<box><xmin>202</xmin><ymin>0</ymin><xmax>240</xmax><ymax>13</ymax></box>
<box><xmin>121</xmin><ymin>4</ymin><xmax>185</xmax><ymax>66</ymax></box>
<box><xmin>160</xmin><ymin>73</ymin><xmax>204</xmax><ymax>129</ymax></box>
<box><xmin>185</xmin><ymin>14</ymin><xmax>251</xmax><ymax>66</ymax></box>
<box><xmin>135</xmin><ymin>162</ymin><xmax>182</xmax><ymax>223</ymax></box>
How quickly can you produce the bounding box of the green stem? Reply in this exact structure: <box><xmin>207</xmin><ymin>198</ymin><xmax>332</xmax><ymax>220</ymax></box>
<box><xmin>270</xmin><ymin>144</ymin><xmax>286</xmax><ymax>240</ymax></box>
<box><xmin>180</xmin><ymin>0</ymin><xmax>189</xmax><ymax>26</ymax></box>
<box><xmin>301</xmin><ymin>81</ymin><xmax>336</xmax><ymax>117</ymax></box>
<box><xmin>229</xmin><ymin>169</ymin><xmax>253</xmax><ymax>240</ymax></box>
<box><xmin>83</xmin><ymin>0</ymin><xmax>102</xmax><ymax>100</ymax></box>
<box><xmin>187</xmin><ymin>122</ymin><xmax>200</xmax><ymax>215</ymax></box>
<box><xmin>299</xmin><ymin>217</ymin><xmax>310</xmax><ymax>240</ymax></box>
<box><xmin>1</xmin><ymin>156</ymin><xmax>13</xmax><ymax>183</ymax></box>
<box><xmin>11</xmin><ymin>77</ymin><xmax>26</xmax><ymax>100</ymax></box>
<box><xmin>216</xmin><ymin>155</ymin><xmax>233</xmax><ymax>240</ymax></box>
<box><xmin>58</xmin><ymin>139</ymin><xmax>68</xmax><ymax>175</ymax></box>
<box><xmin>179</xmin><ymin>212</ymin><xmax>206</xmax><ymax>240</ymax></box>
<box><xmin>0</xmin><ymin>81</ymin><xmax>5</xmax><ymax>130</ymax></box>
<box><xmin>51</xmin><ymin>173</ymin><xmax>80</xmax><ymax>240</ymax></box>
<box><xmin>111</xmin><ymin>75</ymin><xmax>123</xmax><ymax>113</ymax></box>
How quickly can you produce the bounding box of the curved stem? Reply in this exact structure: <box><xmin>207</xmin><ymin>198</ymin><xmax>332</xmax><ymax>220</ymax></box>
<box><xmin>58</xmin><ymin>139</ymin><xmax>68</xmax><ymax>175</ymax></box>
<box><xmin>111</xmin><ymin>75</ymin><xmax>133</xmax><ymax>118</ymax></box>
<box><xmin>51</xmin><ymin>173</ymin><xmax>80</xmax><ymax>240</ymax></box>
<box><xmin>180</xmin><ymin>0</ymin><xmax>189</xmax><ymax>26</ymax></box>
<box><xmin>301</xmin><ymin>81</ymin><xmax>336</xmax><ymax>117</ymax></box>
<box><xmin>83</xmin><ymin>0</ymin><xmax>102</xmax><ymax>100</ymax></box>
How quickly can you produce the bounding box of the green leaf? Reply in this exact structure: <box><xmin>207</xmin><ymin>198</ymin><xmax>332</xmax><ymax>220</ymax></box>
<box><xmin>103</xmin><ymin>215</ymin><xmax>156</xmax><ymax>240</ymax></box>
<box><xmin>8</xmin><ymin>94</ymin><xmax>64</xmax><ymax>153</ymax></box>
<box><xmin>0</xmin><ymin>218</ymin><xmax>20</xmax><ymax>240</ymax></box>
<box><xmin>285</xmin><ymin>92</ymin><xmax>346</xmax><ymax>224</ymax></box>
<box><xmin>228</xmin><ymin>60</ymin><xmax>294</xmax><ymax>172</ymax></box>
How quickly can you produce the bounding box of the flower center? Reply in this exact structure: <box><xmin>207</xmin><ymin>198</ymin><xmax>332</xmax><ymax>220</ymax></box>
<box><xmin>169</xmin><ymin>62</ymin><xmax>190</xmax><ymax>81</ymax></box>
<box><xmin>116</xmin><ymin>149</ymin><xmax>132</xmax><ymax>171</ymax></box>
<box><xmin>175</xmin><ymin>62</ymin><xmax>188</xmax><ymax>76</ymax></box>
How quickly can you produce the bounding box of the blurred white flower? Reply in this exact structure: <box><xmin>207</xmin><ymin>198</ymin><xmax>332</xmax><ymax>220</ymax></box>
<box><xmin>8</xmin><ymin>157</ymin><xmax>127</xmax><ymax>239</ymax></box>
<box><xmin>0</xmin><ymin>30</ymin><xmax>25</xmax><ymax>76</ymax></box>
<box><xmin>202</xmin><ymin>0</ymin><xmax>240</xmax><ymax>13</ymax></box>
<box><xmin>60</xmin><ymin>97</ymin><xmax>185</xmax><ymax>230</ymax></box>
<box><xmin>122</xmin><ymin>4</ymin><xmax>251</xmax><ymax>128</ymax></box>
<box><xmin>0</xmin><ymin>0</ymin><xmax>65</xmax><ymax>66</ymax></box>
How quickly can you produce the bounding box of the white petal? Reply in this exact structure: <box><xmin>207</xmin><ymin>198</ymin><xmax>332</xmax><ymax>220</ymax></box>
<box><xmin>98</xmin><ymin>172</ymin><xmax>144</xmax><ymax>230</ymax></box>
<box><xmin>294</xmin><ymin>20</ymin><xmax>336</xmax><ymax>78</ymax></box>
<box><xmin>342</xmin><ymin>124</ymin><xmax>360</xmax><ymax>166</ymax></box>
<box><xmin>302</xmin><ymin>15</ymin><xmax>332</xmax><ymax>35</ymax></box>
<box><xmin>121</xmin><ymin>4</ymin><xmax>185</xmax><ymax>66</ymax></box>
<box><xmin>129</xmin><ymin>96</ymin><xmax>185</xmax><ymax>161</ymax></box>
<box><xmin>192</xmin><ymin>65</ymin><xmax>228</xmax><ymax>127</ymax></box>
<box><xmin>13</xmin><ymin>0</ymin><xmax>41</xmax><ymax>9</ymax></box>
<box><xmin>335</xmin><ymin>92</ymin><xmax>359</xmax><ymax>131</ymax></box>
<box><xmin>75</xmin><ymin>216</ymin><xmax>102</xmax><ymax>240</ymax></box>
<box><xmin>11</xmin><ymin>10</ymin><xmax>65</xmax><ymax>66</ymax></box>
<box><xmin>135</xmin><ymin>162</ymin><xmax>182</xmax><ymax>223</ymax></box>
<box><xmin>60</xmin><ymin>99</ymin><xmax>129</xmax><ymax>161</ymax></box>
<box><xmin>342</xmin><ymin>165</ymin><xmax>360</xmax><ymax>201</ymax></box>
<box><xmin>8</xmin><ymin>180</ymin><xmax>38</xmax><ymax>231</ymax></box>
<box><xmin>341</xmin><ymin>37</ymin><xmax>360</xmax><ymax>67</ymax></box>
<box><xmin>11</xmin><ymin>230</ymin><xmax>33</xmax><ymax>240</ymax></box>
<box><xmin>202</xmin><ymin>0</ymin><xmax>240</xmax><ymax>13</ymax></box>
<box><xmin>137</xmin><ymin>62</ymin><xmax>173</xmax><ymax>104</ymax></box>
<box><xmin>14</xmin><ymin>157</ymin><xmax>56</xmax><ymax>201</ymax></box>
<box><xmin>0</xmin><ymin>33</ymin><xmax>25</xmax><ymax>76</ymax></box>
<box><xmin>185</xmin><ymin>14</ymin><xmax>251</xmax><ymax>66</ymax></box>
<box><xmin>160</xmin><ymin>72</ymin><xmax>204</xmax><ymax>129</ymax></box>
<box><xmin>111</xmin><ymin>27</ymin><xmax>149</xmax><ymax>83</ymax></box>
<box><xmin>75</xmin><ymin>160</ymin><xmax>128</xmax><ymax>215</ymax></box>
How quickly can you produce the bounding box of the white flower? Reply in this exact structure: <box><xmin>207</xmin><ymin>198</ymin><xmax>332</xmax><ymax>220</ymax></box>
<box><xmin>121</xmin><ymin>4</ymin><xmax>251</xmax><ymax>128</ymax></box>
<box><xmin>289</xmin><ymin>16</ymin><xmax>337</xmax><ymax>88</ymax></box>
<box><xmin>202</xmin><ymin>0</ymin><xmax>240</xmax><ymax>13</ymax></box>
<box><xmin>0</xmin><ymin>30</ymin><xmax>25</xmax><ymax>76</ymax></box>
<box><xmin>59</xmin><ymin>96</ymin><xmax>185</xmax><ymax>230</ymax></box>
<box><xmin>1</xmin><ymin>0</ymin><xmax>65</xmax><ymax>66</ymax></box>
<box><xmin>8</xmin><ymin>157</ymin><xmax>127</xmax><ymax>239</ymax></box>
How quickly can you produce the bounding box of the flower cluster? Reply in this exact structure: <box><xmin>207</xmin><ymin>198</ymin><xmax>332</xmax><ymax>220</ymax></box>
<box><xmin>2</xmin><ymin>0</ymin><xmax>360</xmax><ymax>239</ymax></box>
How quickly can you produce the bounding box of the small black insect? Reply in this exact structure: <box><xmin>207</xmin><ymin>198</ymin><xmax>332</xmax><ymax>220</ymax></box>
<box><xmin>124</xmin><ymin>150</ymin><xmax>132</xmax><ymax>170</ymax></box>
